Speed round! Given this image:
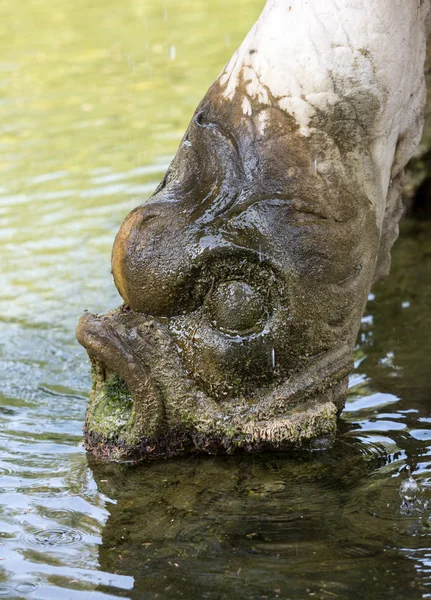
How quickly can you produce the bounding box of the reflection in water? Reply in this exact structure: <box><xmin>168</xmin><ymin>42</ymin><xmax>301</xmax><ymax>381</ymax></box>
<box><xmin>90</xmin><ymin>448</ymin><xmax>427</xmax><ymax>600</ymax></box>
<box><xmin>0</xmin><ymin>0</ymin><xmax>430</xmax><ymax>597</ymax></box>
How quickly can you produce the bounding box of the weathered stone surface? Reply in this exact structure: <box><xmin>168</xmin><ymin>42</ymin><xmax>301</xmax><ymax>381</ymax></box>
<box><xmin>77</xmin><ymin>0</ymin><xmax>428</xmax><ymax>460</ymax></box>
<box><xmin>405</xmin><ymin>20</ymin><xmax>431</xmax><ymax>217</ymax></box>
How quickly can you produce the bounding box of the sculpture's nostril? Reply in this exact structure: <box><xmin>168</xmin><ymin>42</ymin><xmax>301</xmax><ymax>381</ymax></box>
<box><xmin>208</xmin><ymin>280</ymin><xmax>266</xmax><ymax>335</ymax></box>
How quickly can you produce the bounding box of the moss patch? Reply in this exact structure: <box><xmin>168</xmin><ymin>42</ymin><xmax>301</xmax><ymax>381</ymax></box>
<box><xmin>87</xmin><ymin>373</ymin><xmax>135</xmax><ymax>444</ymax></box>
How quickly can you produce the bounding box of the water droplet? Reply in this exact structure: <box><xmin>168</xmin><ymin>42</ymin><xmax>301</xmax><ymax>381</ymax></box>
<box><xmin>169</xmin><ymin>46</ymin><xmax>176</xmax><ymax>60</ymax></box>
<box><xmin>271</xmin><ymin>348</ymin><xmax>276</xmax><ymax>369</ymax></box>
<box><xmin>399</xmin><ymin>466</ymin><xmax>420</xmax><ymax>502</ymax></box>
<box><xmin>25</xmin><ymin>527</ymin><xmax>83</xmax><ymax>547</ymax></box>
<box><xmin>15</xmin><ymin>582</ymin><xmax>38</xmax><ymax>594</ymax></box>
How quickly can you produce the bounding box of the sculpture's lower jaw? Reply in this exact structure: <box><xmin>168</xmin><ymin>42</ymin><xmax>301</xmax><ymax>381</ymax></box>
<box><xmin>78</xmin><ymin>309</ymin><xmax>352</xmax><ymax>460</ymax></box>
<box><xmin>78</xmin><ymin>308</ymin><xmax>351</xmax><ymax>461</ymax></box>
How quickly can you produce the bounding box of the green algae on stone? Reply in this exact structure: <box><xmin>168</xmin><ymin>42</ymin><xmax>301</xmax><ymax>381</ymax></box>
<box><xmin>86</xmin><ymin>371</ymin><xmax>135</xmax><ymax>445</ymax></box>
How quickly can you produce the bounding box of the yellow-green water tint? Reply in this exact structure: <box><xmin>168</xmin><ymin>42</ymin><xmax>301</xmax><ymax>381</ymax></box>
<box><xmin>0</xmin><ymin>0</ymin><xmax>261</xmax><ymax>326</ymax></box>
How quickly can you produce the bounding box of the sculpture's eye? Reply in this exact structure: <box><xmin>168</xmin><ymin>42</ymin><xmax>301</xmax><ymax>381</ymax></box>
<box><xmin>207</xmin><ymin>280</ymin><xmax>266</xmax><ymax>336</ymax></box>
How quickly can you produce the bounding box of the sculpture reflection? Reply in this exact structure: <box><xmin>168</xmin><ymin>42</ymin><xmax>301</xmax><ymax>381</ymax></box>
<box><xmin>90</xmin><ymin>447</ymin><xmax>426</xmax><ymax>600</ymax></box>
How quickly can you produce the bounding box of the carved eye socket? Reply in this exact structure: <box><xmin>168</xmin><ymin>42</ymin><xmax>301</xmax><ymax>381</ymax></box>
<box><xmin>208</xmin><ymin>281</ymin><xmax>266</xmax><ymax>335</ymax></box>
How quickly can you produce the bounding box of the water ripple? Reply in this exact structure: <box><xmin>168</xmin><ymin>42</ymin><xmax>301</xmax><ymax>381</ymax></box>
<box><xmin>24</xmin><ymin>528</ymin><xmax>83</xmax><ymax>548</ymax></box>
<box><xmin>14</xmin><ymin>582</ymin><xmax>38</xmax><ymax>594</ymax></box>
<box><xmin>0</xmin><ymin>462</ymin><xmax>21</xmax><ymax>479</ymax></box>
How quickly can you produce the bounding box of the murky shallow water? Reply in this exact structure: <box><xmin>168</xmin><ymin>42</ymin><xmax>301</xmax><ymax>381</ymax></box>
<box><xmin>0</xmin><ymin>1</ymin><xmax>430</xmax><ymax>598</ymax></box>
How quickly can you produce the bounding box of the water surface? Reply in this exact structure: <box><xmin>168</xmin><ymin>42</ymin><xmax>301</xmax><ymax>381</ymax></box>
<box><xmin>0</xmin><ymin>1</ymin><xmax>430</xmax><ymax>598</ymax></box>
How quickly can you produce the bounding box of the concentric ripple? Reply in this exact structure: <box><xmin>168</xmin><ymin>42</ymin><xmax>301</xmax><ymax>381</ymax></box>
<box><xmin>25</xmin><ymin>527</ymin><xmax>83</xmax><ymax>548</ymax></box>
<box><xmin>0</xmin><ymin>583</ymin><xmax>38</xmax><ymax>597</ymax></box>
<box><xmin>14</xmin><ymin>583</ymin><xmax>38</xmax><ymax>594</ymax></box>
<box><xmin>38</xmin><ymin>508</ymin><xmax>78</xmax><ymax>522</ymax></box>
<box><xmin>0</xmin><ymin>462</ymin><xmax>20</xmax><ymax>479</ymax></box>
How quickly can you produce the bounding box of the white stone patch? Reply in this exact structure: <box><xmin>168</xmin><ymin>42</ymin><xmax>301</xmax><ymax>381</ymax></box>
<box><xmin>242</xmin><ymin>96</ymin><xmax>252</xmax><ymax>116</ymax></box>
<box><xmin>304</xmin><ymin>92</ymin><xmax>341</xmax><ymax>114</ymax></box>
<box><xmin>278</xmin><ymin>97</ymin><xmax>316</xmax><ymax>137</ymax></box>
<box><xmin>256</xmin><ymin>111</ymin><xmax>270</xmax><ymax>135</ymax></box>
<box><xmin>216</xmin><ymin>0</ymin><xmax>427</xmax><ymax>227</ymax></box>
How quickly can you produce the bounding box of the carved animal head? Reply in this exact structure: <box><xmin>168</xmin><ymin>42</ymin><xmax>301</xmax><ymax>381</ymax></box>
<box><xmin>77</xmin><ymin>0</ymin><xmax>427</xmax><ymax>459</ymax></box>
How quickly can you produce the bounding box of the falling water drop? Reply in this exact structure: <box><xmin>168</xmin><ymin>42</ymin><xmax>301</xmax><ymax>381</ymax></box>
<box><xmin>271</xmin><ymin>348</ymin><xmax>276</xmax><ymax>369</ymax></box>
<box><xmin>399</xmin><ymin>466</ymin><xmax>420</xmax><ymax>508</ymax></box>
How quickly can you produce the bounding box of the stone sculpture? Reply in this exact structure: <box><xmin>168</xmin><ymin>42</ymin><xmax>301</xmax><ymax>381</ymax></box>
<box><xmin>77</xmin><ymin>0</ymin><xmax>428</xmax><ymax>460</ymax></box>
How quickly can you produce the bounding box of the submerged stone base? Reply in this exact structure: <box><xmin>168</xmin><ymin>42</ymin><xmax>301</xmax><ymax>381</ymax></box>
<box><xmin>83</xmin><ymin>400</ymin><xmax>340</xmax><ymax>462</ymax></box>
<box><xmin>82</xmin><ymin>342</ymin><xmax>348</xmax><ymax>461</ymax></box>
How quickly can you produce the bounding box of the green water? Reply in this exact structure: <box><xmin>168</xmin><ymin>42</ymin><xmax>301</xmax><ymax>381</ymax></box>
<box><xmin>0</xmin><ymin>1</ymin><xmax>430</xmax><ymax>598</ymax></box>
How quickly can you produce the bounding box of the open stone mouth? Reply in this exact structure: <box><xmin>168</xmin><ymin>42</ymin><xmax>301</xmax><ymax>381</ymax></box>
<box><xmin>77</xmin><ymin>308</ymin><xmax>352</xmax><ymax>460</ymax></box>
